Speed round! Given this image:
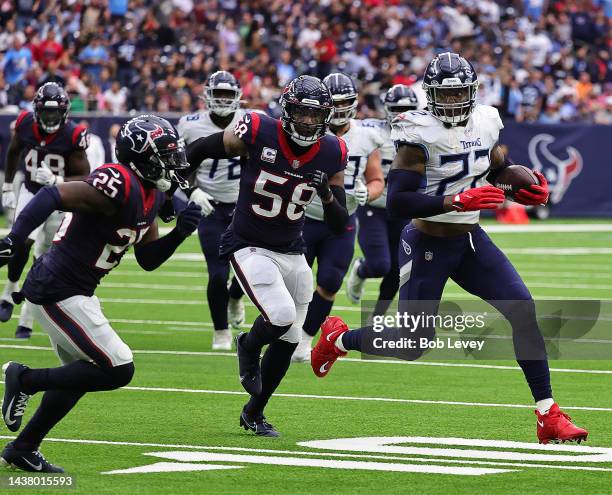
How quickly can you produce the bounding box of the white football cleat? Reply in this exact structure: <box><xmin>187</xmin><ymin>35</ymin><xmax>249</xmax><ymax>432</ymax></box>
<box><xmin>291</xmin><ymin>332</ymin><xmax>313</xmax><ymax>363</ymax></box>
<box><xmin>212</xmin><ymin>329</ymin><xmax>233</xmax><ymax>351</ymax></box>
<box><xmin>346</xmin><ymin>257</ymin><xmax>366</xmax><ymax>304</ymax></box>
<box><xmin>228</xmin><ymin>297</ymin><xmax>245</xmax><ymax>330</ymax></box>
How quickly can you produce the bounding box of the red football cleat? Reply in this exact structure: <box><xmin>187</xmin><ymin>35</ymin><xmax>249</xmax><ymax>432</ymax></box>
<box><xmin>536</xmin><ymin>404</ymin><xmax>588</xmax><ymax>444</ymax></box>
<box><xmin>311</xmin><ymin>316</ymin><xmax>349</xmax><ymax>378</ymax></box>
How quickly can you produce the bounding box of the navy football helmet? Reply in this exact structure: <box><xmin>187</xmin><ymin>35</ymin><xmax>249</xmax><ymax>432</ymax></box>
<box><xmin>279</xmin><ymin>75</ymin><xmax>333</xmax><ymax>147</ymax></box>
<box><xmin>422</xmin><ymin>52</ymin><xmax>479</xmax><ymax>126</ymax></box>
<box><xmin>382</xmin><ymin>84</ymin><xmax>418</xmax><ymax>123</ymax></box>
<box><xmin>323</xmin><ymin>73</ymin><xmax>358</xmax><ymax>126</ymax></box>
<box><xmin>203</xmin><ymin>70</ymin><xmax>242</xmax><ymax>117</ymax></box>
<box><xmin>33</xmin><ymin>82</ymin><xmax>71</xmax><ymax>134</ymax></box>
<box><xmin>116</xmin><ymin>115</ymin><xmax>188</xmax><ymax>192</ymax></box>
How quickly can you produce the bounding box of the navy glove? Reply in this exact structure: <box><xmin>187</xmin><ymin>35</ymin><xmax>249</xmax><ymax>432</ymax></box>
<box><xmin>176</xmin><ymin>202</ymin><xmax>202</xmax><ymax>236</ymax></box>
<box><xmin>0</xmin><ymin>235</ymin><xmax>16</xmax><ymax>268</ymax></box>
<box><xmin>306</xmin><ymin>170</ymin><xmax>332</xmax><ymax>202</ymax></box>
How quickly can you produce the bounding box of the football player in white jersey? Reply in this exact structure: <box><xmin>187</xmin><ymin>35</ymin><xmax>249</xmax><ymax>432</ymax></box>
<box><xmin>346</xmin><ymin>85</ymin><xmax>418</xmax><ymax>316</ymax></box>
<box><xmin>177</xmin><ymin>71</ymin><xmax>246</xmax><ymax>350</ymax></box>
<box><xmin>292</xmin><ymin>73</ymin><xmax>384</xmax><ymax>362</ymax></box>
<box><xmin>311</xmin><ymin>53</ymin><xmax>588</xmax><ymax>445</ymax></box>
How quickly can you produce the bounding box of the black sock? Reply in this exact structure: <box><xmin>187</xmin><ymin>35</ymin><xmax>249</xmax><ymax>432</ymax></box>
<box><xmin>20</xmin><ymin>361</ymin><xmax>135</xmax><ymax>394</ymax></box>
<box><xmin>228</xmin><ymin>277</ymin><xmax>244</xmax><ymax>299</ymax></box>
<box><xmin>14</xmin><ymin>389</ymin><xmax>85</xmax><ymax>451</ymax></box>
<box><xmin>207</xmin><ymin>273</ymin><xmax>229</xmax><ymax>330</ymax></box>
<box><xmin>517</xmin><ymin>360</ymin><xmax>553</xmax><ymax>401</ymax></box>
<box><xmin>242</xmin><ymin>316</ymin><xmax>291</xmax><ymax>354</ymax></box>
<box><xmin>245</xmin><ymin>339</ymin><xmax>297</xmax><ymax>416</ymax></box>
<box><xmin>302</xmin><ymin>292</ymin><xmax>334</xmax><ymax>337</ymax></box>
<box><xmin>341</xmin><ymin>329</ymin><xmax>363</xmax><ymax>351</ymax></box>
<box><xmin>372</xmin><ymin>270</ymin><xmax>400</xmax><ymax>317</ymax></box>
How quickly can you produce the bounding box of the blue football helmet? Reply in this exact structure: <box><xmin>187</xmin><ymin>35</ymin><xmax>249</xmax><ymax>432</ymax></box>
<box><xmin>323</xmin><ymin>73</ymin><xmax>358</xmax><ymax>126</ymax></box>
<box><xmin>422</xmin><ymin>52</ymin><xmax>479</xmax><ymax>126</ymax></box>
<box><xmin>382</xmin><ymin>84</ymin><xmax>418</xmax><ymax>123</ymax></box>
<box><xmin>204</xmin><ymin>71</ymin><xmax>242</xmax><ymax>117</ymax></box>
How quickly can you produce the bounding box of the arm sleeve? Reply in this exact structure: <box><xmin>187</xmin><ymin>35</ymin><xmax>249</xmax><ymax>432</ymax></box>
<box><xmin>386</xmin><ymin>168</ymin><xmax>446</xmax><ymax>219</ymax></box>
<box><xmin>134</xmin><ymin>228</ymin><xmax>185</xmax><ymax>271</ymax></box>
<box><xmin>10</xmin><ymin>186</ymin><xmax>62</xmax><ymax>245</ymax></box>
<box><xmin>322</xmin><ymin>185</ymin><xmax>349</xmax><ymax>234</ymax></box>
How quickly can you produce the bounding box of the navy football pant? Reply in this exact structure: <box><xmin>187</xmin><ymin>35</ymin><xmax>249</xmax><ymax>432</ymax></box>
<box><xmin>198</xmin><ymin>203</ymin><xmax>243</xmax><ymax>331</ymax></box>
<box><xmin>357</xmin><ymin>206</ymin><xmax>409</xmax><ymax>316</ymax></box>
<box><xmin>302</xmin><ymin>215</ymin><xmax>357</xmax><ymax>336</ymax></box>
<box><xmin>343</xmin><ymin>223</ymin><xmax>551</xmax><ymax>402</ymax></box>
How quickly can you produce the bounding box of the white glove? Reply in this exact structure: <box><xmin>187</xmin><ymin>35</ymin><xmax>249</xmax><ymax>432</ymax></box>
<box><xmin>354</xmin><ymin>178</ymin><xmax>369</xmax><ymax>206</ymax></box>
<box><xmin>1</xmin><ymin>183</ymin><xmax>16</xmax><ymax>209</ymax></box>
<box><xmin>189</xmin><ymin>188</ymin><xmax>215</xmax><ymax>216</ymax></box>
<box><xmin>33</xmin><ymin>161</ymin><xmax>63</xmax><ymax>186</ymax></box>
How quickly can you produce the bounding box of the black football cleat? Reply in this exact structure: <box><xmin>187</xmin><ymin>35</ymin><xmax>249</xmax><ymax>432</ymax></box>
<box><xmin>236</xmin><ymin>333</ymin><xmax>262</xmax><ymax>396</ymax></box>
<box><xmin>1</xmin><ymin>442</ymin><xmax>64</xmax><ymax>473</ymax></box>
<box><xmin>2</xmin><ymin>362</ymin><xmax>31</xmax><ymax>432</ymax></box>
<box><xmin>15</xmin><ymin>326</ymin><xmax>32</xmax><ymax>339</ymax></box>
<box><xmin>0</xmin><ymin>299</ymin><xmax>13</xmax><ymax>322</ymax></box>
<box><xmin>239</xmin><ymin>408</ymin><xmax>280</xmax><ymax>437</ymax></box>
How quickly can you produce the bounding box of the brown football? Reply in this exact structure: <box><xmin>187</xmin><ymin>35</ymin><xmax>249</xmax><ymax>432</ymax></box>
<box><xmin>493</xmin><ymin>165</ymin><xmax>538</xmax><ymax>201</ymax></box>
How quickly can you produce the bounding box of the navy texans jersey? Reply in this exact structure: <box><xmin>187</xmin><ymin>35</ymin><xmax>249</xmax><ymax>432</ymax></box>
<box><xmin>220</xmin><ymin>112</ymin><xmax>347</xmax><ymax>257</ymax></box>
<box><xmin>14</xmin><ymin>111</ymin><xmax>88</xmax><ymax>194</ymax></box>
<box><xmin>22</xmin><ymin>164</ymin><xmax>166</xmax><ymax>304</ymax></box>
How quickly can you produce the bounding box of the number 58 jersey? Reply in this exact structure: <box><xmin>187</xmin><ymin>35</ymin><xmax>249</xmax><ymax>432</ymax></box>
<box><xmin>22</xmin><ymin>164</ymin><xmax>166</xmax><ymax>304</ymax></box>
<box><xmin>220</xmin><ymin>112</ymin><xmax>347</xmax><ymax>257</ymax></box>
<box><xmin>391</xmin><ymin>105</ymin><xmax>503</xmax><ymax>224</ymax></box>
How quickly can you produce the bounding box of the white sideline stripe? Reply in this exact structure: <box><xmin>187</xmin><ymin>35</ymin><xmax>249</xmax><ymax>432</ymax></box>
<box><xmin>482</xmin><ymin>224</ymin><xmax>612</xmax><ymax>233</ymax></box>
<box><xmin>1</xmin><ymin>435</ymin><xmax>610</xmax><ymax>474</ymax></box>
<box><xmin>2</xmin><ymin>343</ymin><xmax>612</xmax><ymax>376</ymax></box>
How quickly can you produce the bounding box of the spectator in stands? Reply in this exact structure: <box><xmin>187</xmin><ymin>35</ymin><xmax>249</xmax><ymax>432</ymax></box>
<box><xmin>103</xmin><ymin>80</ymin><xmax>127</xmax><ymax>115</ymax></box>
<box><xmin>2</xmin><ymin>33</ymin><xmax>31</xmax><ymax>86</ymax></box>
<box><xmin>33</xmin><ymin>29</ymin><xmax>63</xmax><ymax>70</ymax></box>
<box><xmin>79</xmin><ymin>37</ymin><xmax>109</xmax><ymax>85</ymax></box>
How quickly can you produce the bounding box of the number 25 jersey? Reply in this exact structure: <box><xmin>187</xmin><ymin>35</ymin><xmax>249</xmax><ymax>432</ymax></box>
<box><xmin>22</xmin><ymin>164</ymin><xmax>166</xmax><ymax>304</ymax></box>
<box><xmin>220</xmin><ymin>112</ymin><xmax>347</xmax><ymax>257</ymax></box>
<box><xmin>391</xmin><ymin>104</ymin><xmax>503</xmax><ymax>224</ymax></box>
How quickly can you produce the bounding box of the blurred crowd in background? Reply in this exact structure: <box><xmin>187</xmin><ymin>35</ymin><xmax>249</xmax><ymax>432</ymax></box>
<box><xmin>0</xmin><ymin>0</ymin><xmax>610</xmax><ymax>124</ymax></box>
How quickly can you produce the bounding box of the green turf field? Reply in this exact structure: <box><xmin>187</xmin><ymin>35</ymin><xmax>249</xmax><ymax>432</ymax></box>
<box><xmin>1</xmin><ymin>220</ymin><xmax>612</xmax><ymax>494</ymax></box>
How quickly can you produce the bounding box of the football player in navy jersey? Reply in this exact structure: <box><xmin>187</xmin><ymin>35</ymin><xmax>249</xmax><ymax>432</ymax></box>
<box><xmin>0</xmin><ymin>83</ymin><xmax>91</xmax><ymax>339</ymax></box>
<box><xmin>310</xmin><ymin>53</ymin><xmax>587</xmax><ymax>445</ymax></box>
<box><xmin>0</xmin><ymin>115</ymin><xmax>202</xmax><ymax>472</ymax></box>
<box><xmin>186</xmin><ymin>75</ymin><xmax>349</xmax><ymax>436</ymax></box>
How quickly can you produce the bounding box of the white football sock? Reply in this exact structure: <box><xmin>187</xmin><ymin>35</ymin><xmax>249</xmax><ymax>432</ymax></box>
<box><xmin>536</xmin><ymin>398</ymin><xmax>555</xmax><ymax>414</ymax></box>
<box><xmin>18</xmin><ymin>301</ymin><xmax>34</xmax><ymax>328</ymax></box>
<box><xmin>1</xmin><ymin>281</ymin><xmax>18</xmax><ymax>301</ymax></box>
<box><xmin>334</xmin><ymin>334</ymin><xmax>347</xmax><ymax>352</ymax></box>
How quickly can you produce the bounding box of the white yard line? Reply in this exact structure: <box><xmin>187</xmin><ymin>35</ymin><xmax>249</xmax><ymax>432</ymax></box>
<box><xmin>2</xmin><ymin>343</ymin><xmax>612</xmax><ymax>375</ymax></box>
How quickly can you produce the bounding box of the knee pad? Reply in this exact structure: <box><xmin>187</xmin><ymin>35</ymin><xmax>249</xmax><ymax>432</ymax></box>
<box><xmin>268</xmin><ymin>303</ymin><xmax>297</xmax><ymax>328</ymax></box>
<box><xmin>106</xmin><ymin>362</ymin><xmax>135</xmax><ymax>389</ymax></box>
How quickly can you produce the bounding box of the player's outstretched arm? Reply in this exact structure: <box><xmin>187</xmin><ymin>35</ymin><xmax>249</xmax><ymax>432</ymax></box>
<box><xmin>133</xmin><ymin>203</ymin><xmax>202</xmax><ymax>271</ymax></box>
<box><xmin>1</xmin><ymin>134</ymin><xmax>23</xmax><ymax>210</ymax></box>
<box><xmin>307</xmin><ymin>170</ymin><xmax>349</xmax><ymax>234</ymax></box>
<box><xmin>363</xmin><ymin>148</ymin><xmax>384</xmax><ymax>203</ymax></box>
<box><xmin>388</xmin><ymin>144</ymin><xmax>505</xmax><ymax>216</ymax></box>
<box><xmin>0</xmin><ymin>182</ymin><xmax>118</xmax><ymax>259</ymax></box>
<box><xmin>185</xmin><ymin>129</ymin><xmax>247</xmax><ymax>176</ymax></box>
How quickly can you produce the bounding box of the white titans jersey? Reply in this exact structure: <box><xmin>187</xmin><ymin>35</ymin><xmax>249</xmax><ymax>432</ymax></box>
<box><xmin>390</xmin><ymin>105</ymin><xmax>503</xmax><ymax>224</ymax></box>
<box><xmin>177</xmin><ymin>109</ymin><xmax>247</xmax><ymax>203</ymax></box>
<box><xmin>306</xmin><ymin>119</ymin><xmax>384</xmax><ymax>220</ymax></box>
<box><xmin>360</xmin><ymin>118</ymin><xmax>395</xmax><ymax>209</ymax></box>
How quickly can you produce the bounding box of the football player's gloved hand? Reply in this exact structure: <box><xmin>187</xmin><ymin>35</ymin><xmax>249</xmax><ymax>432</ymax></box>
<box><xmin>514</xmin><ymin>171</ymin><xmax>549</xmax><ymax>206</ymax></box>
<box><xmin>306</xmin><ymin>170</ymin><xmax>332</xmax><ymax>201</ymax></box>
<box><xmin>188</xmin><ymin>188</ymin><xmax>215</xmax><ymax>216</ymax></box>
<box><xmin>33</xmin><ymin>162</ymin><xmax>63</xmax><ymax>186</ymax></box>
<box><xmin>451</xmin><ymin>185</ymin><xmax>505</xmax><ymax>212</ymax></box>
<box><xmin>176</xmin><ymin>202</ymin><xmax>202</xmax><ymax>236</ymax></box>
<box><xmin>1</xmin><ymin>183</ymin><xmax>16</xmax><ymax>209</ymax></box>
<box><xmin>354</xmin><ymin>179</ymin><xmax>369</xmax><ymax>206</ymax></box>
<box><xmin>0</xmin><ymin>235</ymin><xmax>16</xmax><ymax>261</ymax></box>
<box><xmin>158</xmin><ymin>199</ymin><xmax>176</xmax><ymax>223</ymax></box>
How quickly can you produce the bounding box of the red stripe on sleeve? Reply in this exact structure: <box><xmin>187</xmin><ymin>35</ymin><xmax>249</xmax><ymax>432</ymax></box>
<box><xmin>337</xmin><ymin>136</ymin><xmax>348</xmax><ymax>164</ymax></box>
<box><xmin>250</xmin><ymin>112</ymin><xmax>261</xmax><ymax>144</ymax></box>
<box><xmin>14</xmin><ymin>111</ymin><xmax>29</xmax><ymax>131</ymax></box>
<box><xmin>72</xmin><ymin>124</ymin><xmax>87</xmax><ymax>147</ymax></box>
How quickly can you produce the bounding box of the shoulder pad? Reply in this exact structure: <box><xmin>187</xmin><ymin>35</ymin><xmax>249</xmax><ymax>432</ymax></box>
<box><xmin>86</xmin><ymin>164</ymin><xmax>131</xmax><ymax>205</ymax></box>
<box><xmin>392</xmin><ymin>110</ymin><xmax>438</xmax><ymax>127</ymax></box>
<box><xmin>361</xmin><ymin>118</ymin><xmax>386</xmax><ymax>129</ymax></box>
<box><xmin>472</xmin><ymin>104</ymin><xmax>504</xmax><ymax>131</ymax></box>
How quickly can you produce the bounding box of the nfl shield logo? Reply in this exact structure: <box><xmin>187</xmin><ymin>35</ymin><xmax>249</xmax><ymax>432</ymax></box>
<box><xmin>425</xmin><ymin>251</ymin><xmax>433</xmax><ymax>261</ymax></box>
<box><xmin>291</xmin><ymin>159</ymin><xmax>301</xmax><ymax>169</ymax></box>
<box><xmin>402</xmin><ymin>240</ymin><xmax>411</xmax><ymax>256</ymax></box>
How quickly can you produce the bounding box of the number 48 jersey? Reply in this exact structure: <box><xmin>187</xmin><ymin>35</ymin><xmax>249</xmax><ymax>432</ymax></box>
<box><xmin>14</xmin><ymin>111</ymin><xmax>88</xmax><ymax>194</ymax></box>
<box><xmin>22</xmin><ymin>164</ymin><xmax>166</xmax><ymax>304</ymax></box>
<box><xmin>220</xmin><ymin>112</ymin><xmax>347</xmax><ymax>257</ymax></box>
<box><xmin>391</xmin><ymin>104</ymin><xmax>503</xmax><ymax>224</ymax></box>
<box><xmin>177</xmin><ymin>110</ymin><xmax>247</xmax><ymax>204</ymax></box>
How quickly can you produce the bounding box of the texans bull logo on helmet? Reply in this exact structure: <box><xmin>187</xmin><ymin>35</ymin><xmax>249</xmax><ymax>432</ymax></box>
<box><xmin>121</xmin><ymin>116</ymin><xmax>177</xmax><ymax>155</ymax></box>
